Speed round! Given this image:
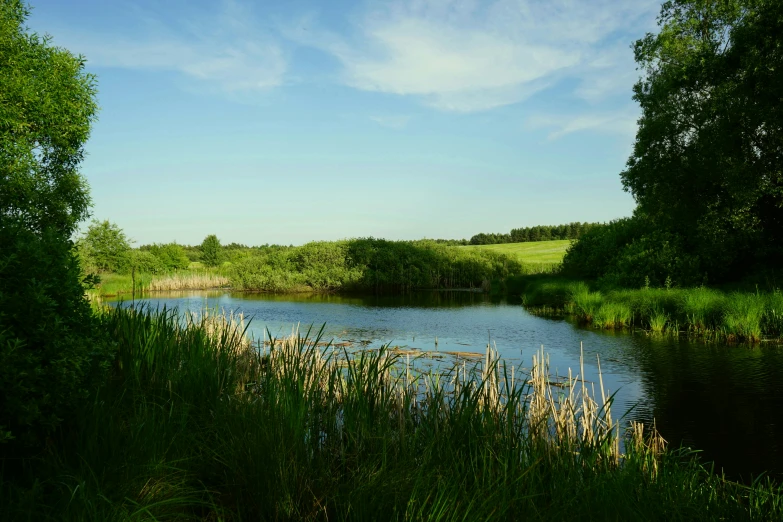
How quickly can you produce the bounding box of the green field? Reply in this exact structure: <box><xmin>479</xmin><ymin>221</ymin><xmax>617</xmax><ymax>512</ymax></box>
<box><xmin>461</xmin><ymin>240</ymin><xmax>571</xmax><ymax>264</ymax></box>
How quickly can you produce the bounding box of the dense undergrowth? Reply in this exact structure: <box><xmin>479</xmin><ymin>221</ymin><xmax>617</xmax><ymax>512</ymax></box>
<box><xmin>515</xmin><ymin>275</ymin><xmax>783</xmax><ymax>342</ymax></box>
<box><xmin>2</xmin><ymin>305</ymin><xmax>781</xmax><ymax>521</ymax></box>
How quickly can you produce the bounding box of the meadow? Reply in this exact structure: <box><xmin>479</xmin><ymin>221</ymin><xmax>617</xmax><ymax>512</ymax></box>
<box><xmin>461</xmin><ymin>240</ymin><xmax>571</xmax><ymax>265</ymax></box>
<box><xmin>2</xmin><ymin>305</ymin><xmax>780</xmax><ymax>521</ymax></box>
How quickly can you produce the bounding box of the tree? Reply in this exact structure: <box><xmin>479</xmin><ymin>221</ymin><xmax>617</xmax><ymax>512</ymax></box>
<box><xmin>149</xmin><ymin>242</ymin><xmax>190</xmax><ymax>271</ymax></box>
<box><xmin>621</xmin><ymin>0</ymin><xmax>783</xmax><ymax>281</ymax></box>
<box><xmin>76</xmin><ymin>219</ymin><xmax>132</xmax><ymax>273</ymax></box>
<box><xmin>201</xmin><ymin>234</ymin><xmax>222</xmax><ymax>267</ymax></box>
<box><xmin>0</xmin><ymin>0</ymin><xmax>112</xmax><ymax>447</ymax></box>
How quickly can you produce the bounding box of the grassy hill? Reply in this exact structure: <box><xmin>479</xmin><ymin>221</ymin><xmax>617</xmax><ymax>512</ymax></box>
<box><xmin>460</xmin><ymin>240</ymin><xmax>571</xmax><ymax>265</ymax></box>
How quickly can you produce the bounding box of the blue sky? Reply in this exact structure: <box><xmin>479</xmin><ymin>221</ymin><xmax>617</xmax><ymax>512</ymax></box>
<box><xmin>28</xmin><ymin>0</ymin><xmax>660</xmax><ymax>246</ymax></box>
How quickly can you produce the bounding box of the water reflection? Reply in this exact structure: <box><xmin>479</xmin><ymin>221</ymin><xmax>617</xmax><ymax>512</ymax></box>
<box><xmin>110</xmin><ymin>290</ymin><xmax>783</xmax><ymax>480</ymax></box>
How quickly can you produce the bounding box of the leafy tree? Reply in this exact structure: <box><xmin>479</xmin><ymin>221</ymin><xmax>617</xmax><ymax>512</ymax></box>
<box><xmin>76</xmin><ymin>219</ymin><xmax>132</xmax><ymax>273</ymax></box>
<box><xmin>149</xmin><ymin>242</ymin><xmax>190</xmax><ymax>271</ymax></box>
<box><xmin>130</xmin><ymin>249</ymin><xmax>164</xmax><ymax>274</ymax></box>
<box><xmin>201</xmin><ymin>234</ymin><xmax>222</xmax><ymax>267</ymax></box>
<box><xmin>621</xmin><ymin>0</ymin><xmax>783</xmax><ymax>281</ymax></box>
<box><xmin>0</xmin><ymin>0</ymin><xmax>113</xmax><ymax>447</ymax></box>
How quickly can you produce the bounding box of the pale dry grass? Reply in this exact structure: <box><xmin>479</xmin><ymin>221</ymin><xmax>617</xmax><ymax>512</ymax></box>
<box><xmin>149</xmin><ymin>272</ymin><xmax>231</xmax><ymax>292</ymax></box>
<box><xmin>194</xmin><ymin>308</ymin><xmax>664</xmax><ymax>468</ymax></box>
<box><xmin>256</xmin><ymin>325</ymin><xmax>662</xmax><ymax>466</ymax></box>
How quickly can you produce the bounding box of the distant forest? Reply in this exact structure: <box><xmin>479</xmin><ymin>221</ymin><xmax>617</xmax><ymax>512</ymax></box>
<box><xmin>468</xmin><ymin>222</ymin><xmax>603</xmax><ymax>245</ymax></box>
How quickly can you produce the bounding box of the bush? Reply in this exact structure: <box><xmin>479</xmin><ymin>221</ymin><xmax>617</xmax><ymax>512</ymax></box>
<box><xmin>0</xmin><ymin>225</ymin><xmax>114</xmax><ymax>447</ymax></box>
<box><xmin>130</xmin><ymin>250</ymin><xmax>165</xmax><ymax>274</ymax></box>
<box><xmin>562</xmin><ymin>215</ymin><xmax>703</xmax><ymax>288</ymax></box>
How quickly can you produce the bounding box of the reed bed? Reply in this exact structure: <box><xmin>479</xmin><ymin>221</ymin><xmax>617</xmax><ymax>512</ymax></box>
<box><xmin>148</xmin><ymin>271</ymin><xmax>231</xmax><ymax>291</ymax></box>
<box><xmin>3</xmin><ymin>306</ymin><xmax>781</xmax><ymax>520</ymax></box>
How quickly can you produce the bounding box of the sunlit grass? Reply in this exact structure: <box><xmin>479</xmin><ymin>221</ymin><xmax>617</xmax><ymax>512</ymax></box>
<box><xmin>461</xmin><ymin>240</ymin><xmax>571</xmax><ymax>264</ymax></box>
<box><xmin>517</xmin><ymin>276</ymin><xmax>783</xmax><ymax>342</ymax></box>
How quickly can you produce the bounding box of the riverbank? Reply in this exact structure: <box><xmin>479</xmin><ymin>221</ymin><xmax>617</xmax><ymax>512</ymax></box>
<box><xmin>2</xmin><ymin>305</ymin><xmax>780</xmax><ymax>520</ymax></box>
<box><xmin>88</xmin><ymin>239</ymin><xmax>560</xmax><ymax>298</ymax></box>
<box><xmin>513</xmin><ymin>275</ymin><xmax>783</xmax><ymax>343</ymax></box>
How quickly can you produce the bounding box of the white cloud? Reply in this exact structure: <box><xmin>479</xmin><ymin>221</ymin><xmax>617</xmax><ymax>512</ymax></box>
<box><xmin>285</xmin><ymin>0</ymin><xmax>659</xmax><ymax>112</ymax></box>
<box><xmin>55</xmin><ymin>0</ymin><xmax>287</xmax><ymax>94</ymax></box>
<box><xmin>527</xmin><ymin>110</ymin><xmax>640</xmax><ymax>140</ymax></box>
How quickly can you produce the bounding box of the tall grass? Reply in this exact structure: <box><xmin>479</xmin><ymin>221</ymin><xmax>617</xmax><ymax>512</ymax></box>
<box><xmin>518</xmin><ymin>276</ymin><xmax>783</xmax><ymax>342</ymax></box>
<box><xmin>87</xmin><ymin>270</ymin><xmax>231</xmax><ymax>298</ymax></box>
<box><xmin>148</xmin><ymin>271</ymin><xmax>231</xmax><ymax>291</ymax></box>
<box><xmin>2</xmin><ymin>306</ymin><xmax>781</xmax><ymax>520</ymax></box>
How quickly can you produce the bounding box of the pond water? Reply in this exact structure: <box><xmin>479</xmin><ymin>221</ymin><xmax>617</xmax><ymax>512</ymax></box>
<box><xmin>111</xmin><ymin>290</ymin><xmax>783</xmax><ymax>481</ymax></box>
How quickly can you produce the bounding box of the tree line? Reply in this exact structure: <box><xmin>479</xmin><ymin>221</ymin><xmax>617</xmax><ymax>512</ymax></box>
<box><xmin>469</xmin><ymin>222</ymin><xmax>603</xmax><ymax>245</ymax></box>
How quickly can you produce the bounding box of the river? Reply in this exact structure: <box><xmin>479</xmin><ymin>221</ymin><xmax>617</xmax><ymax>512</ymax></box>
<box><xmin>110</xmin><ymin>289</ymin><xmax>783</xmax><ymax>481</ymax></box>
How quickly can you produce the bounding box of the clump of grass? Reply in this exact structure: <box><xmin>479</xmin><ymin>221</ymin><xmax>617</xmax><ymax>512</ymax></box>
<box><xmin>648</xmin><ymin>308</ymin><xmax>669</xmax><ymax>333</ymax></box>
<box><xmin>569</xmin><ymin>282</ymin><xmax>603</xmax><ymax>322</ymax></box>
<box><xmin>763</xmin><ymin>290</ymin><xmax>783</xmax><ymax>337</ymax></box>
<box><xmin>593</xmin><ymin>302</ymin><xmax>633</xmax><ymax>329</ymax></box>
<box><xmin>681</xmin><ymin>287</ymin><xmax>726</xmax><ymax>333</ymax></box>
<box><xmin>722</xmin><ymin>293</ymin><xmax>765</xmax><ymax>342</ymax></box>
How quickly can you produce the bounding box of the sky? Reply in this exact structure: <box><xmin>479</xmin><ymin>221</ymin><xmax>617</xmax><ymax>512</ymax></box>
<box><xmin>28</xmin><ymin>0</ymin><xmax>661</xmax><ymax>246</ymax></box>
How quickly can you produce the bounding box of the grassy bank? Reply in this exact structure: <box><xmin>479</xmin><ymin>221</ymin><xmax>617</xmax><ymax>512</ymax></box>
<box><xmin>461</xmin><ymin>239</ymin><xmax>571</xmax><ymax>265</ymax></box>
<box><xmin>1</xmin><ymin>305</ymin><xmax>781</xmax><ymax>520</ymax></box>
<box><xmin>516</xmin><ymin>276</ymin><xmax>783</xmax><ymax>342</ymax></box>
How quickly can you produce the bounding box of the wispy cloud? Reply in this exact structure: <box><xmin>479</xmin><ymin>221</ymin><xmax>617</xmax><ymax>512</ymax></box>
<box><xmin>54</xmin><ymin>0</ymin><xmax>287</xmax><ymax>94</ymax></box>
<box><xmin>285</xmin><ymin>0</ymin><xmax>659</xmax><ymax>112</ymax></box>
<box><xmin>370</xmin><ymin>115</ymin><xmax>412</xmax><ymax>129</ymax></box>
<box><xmin>526</xmin><ymin>110</ymin><xmax>640</xmax><ymax>140</ymax></box>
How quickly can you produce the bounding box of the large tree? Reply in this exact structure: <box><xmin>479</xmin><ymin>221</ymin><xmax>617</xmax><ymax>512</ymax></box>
<box><xmin>621</xmin><ymin>0</ymin><xmax>783</xmax><ymax>281</ymax></box>
<box><xmin>0</xmin><ymin>0</ymin><xmax>112</xmax><ymax>447</ymax></box>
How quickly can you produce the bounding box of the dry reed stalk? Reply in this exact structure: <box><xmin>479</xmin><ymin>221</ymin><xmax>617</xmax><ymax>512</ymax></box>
<box><xmin>200</xmin><ymin>309</ymin><xmax>664</xmax><ymax>469</ymax></box>
<box><xmin>149</xmin><ymin>272</ymin><xmax>231</xmax><ymax>292</ymax></box>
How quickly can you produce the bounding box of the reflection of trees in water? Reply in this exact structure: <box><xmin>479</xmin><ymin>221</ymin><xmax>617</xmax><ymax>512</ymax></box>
<box><xmin>232</xmin><ymin>290</ymin><xmax>508</xmax><ymax>310</ymax></box>
<box><xmin>628</xmin><ymin>337</ymin><xmax>783</xmax><ymax>481</ymax></box>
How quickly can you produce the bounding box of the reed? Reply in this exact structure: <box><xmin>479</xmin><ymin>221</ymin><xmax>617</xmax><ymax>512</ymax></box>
<box><xmin>3</xmin><ymin>306</ymin><xmax>780</xmax><ymax>520</ymax></box>
<box><xmin>148</xmin><ymin>271</ymin><xmax>231</xmax><ymax>291</ymax></box>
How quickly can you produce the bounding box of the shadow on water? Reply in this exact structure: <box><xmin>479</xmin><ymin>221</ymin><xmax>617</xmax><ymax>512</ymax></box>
<box><xmin>109</xmin><ymin>290</ymin><xmax>783</xmax><ymax>481</ymax></box>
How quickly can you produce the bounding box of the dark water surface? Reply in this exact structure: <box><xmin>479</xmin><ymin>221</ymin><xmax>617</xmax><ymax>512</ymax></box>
<box><xmin>111</xmin><ymin>290</ymin><xmax>783</xmax><ymax>481</ymax></box>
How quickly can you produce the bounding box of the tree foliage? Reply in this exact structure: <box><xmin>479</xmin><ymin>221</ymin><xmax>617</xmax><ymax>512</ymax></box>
<box><xmin>0</xmin><ymin>0</ymin><xmax>113</xmax><ymax>447</ymax></box>
<box><xmin>148</xmin><ymin>243</ymin><xmax>190</xmax><ymax>271</ymax></box>
<box><xmin>201</xmin><ymin>234</ymin><xmax>222</xmax><ymax>267</ymax></box>
<box><xmin>469</xmin><ymin>222</ymin><xmax>602</xmax><ymax>245</ymax></box>
<box><xmin>76</xmin><ymin>219</ymin><xmax>132</xmax><ymax>274</ymax></box>
<box><xmin>564</xmin><ymin>0</ymin><xmax>782</xmax><ymax>287</ymax></box>
<box><xmin>619</xmin><ymin>0</ymin><xmax>783</xmax><ymax>282</ymax></box>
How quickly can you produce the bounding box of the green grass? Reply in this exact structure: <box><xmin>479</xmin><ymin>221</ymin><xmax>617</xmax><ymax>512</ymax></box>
<box><xmin>2</xmin><ymin>306</ymin><xmax>781</xmax><ymax>520</ymax></box>
<box><xmin>461</xmin><ymin>240</ymin><xmax>571</xmax><ymax>264</ymax></box>
<box><xmin>516</xmin><ymin>275</ymin><xmax>783</xmax><ymax>342</ymax></box>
